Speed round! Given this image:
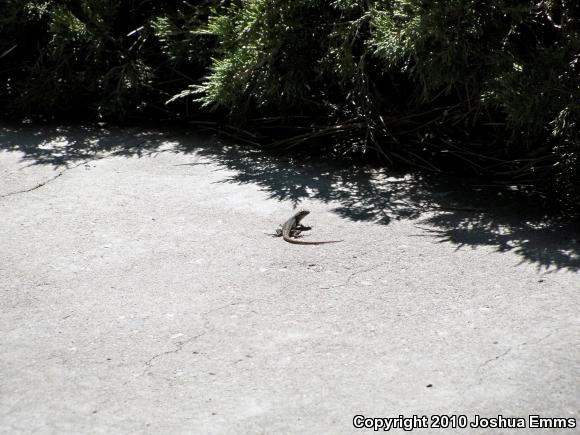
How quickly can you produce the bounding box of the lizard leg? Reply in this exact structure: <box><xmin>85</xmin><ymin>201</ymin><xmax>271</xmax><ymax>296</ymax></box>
<box><xmin>291</xmin><ymin>230</ymin><xmax>308</xmax><ymax>238</ymax></box>
<box><xmin>291</xmin><ymin>229</ymin><xmax>301</xmax><ymax>237</ymax></box>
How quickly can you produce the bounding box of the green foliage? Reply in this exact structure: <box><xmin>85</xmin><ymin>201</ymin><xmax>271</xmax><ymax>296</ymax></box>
<box><xmin>1</xmin><ymin>0</ymin><xmax>579</xmax><ymax>214</ymax></box>
<box><xmin>552</xmin><ymin>84</ymin><xmax>580</xmax><ymax>213</ymax></box>
<box><xmin>367</xmin><ymin>0</ymin><xmax>579</xmax><ymax>210</ymax></box>
<box><xmin>1</xmin><ymin>0</ymin><xmax>218</xmax><ymax>119</ymax></box>
<box><xmin>187</xmin><ymin>0</ymin><xmax>336</xmax><ymax>115</ymax></box>
<box><xmin>16</xmin><ymin>1</ymin><xmax>143</xmax><ymax>118</ymax></box>
<box><xmin>192</xmin><ymin>0</ymin><xmax>579</xmax><ymax>212</ymax></box>
<box><xmin>149</xmin><ymin>2</ymin><xmax>216</xmax><ymax>71</ymax></box>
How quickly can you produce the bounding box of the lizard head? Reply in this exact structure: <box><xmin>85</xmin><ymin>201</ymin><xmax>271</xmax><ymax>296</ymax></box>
<box><xmin>293</xmin><ymin>209</ymin><xmax>310</xmax><ymax>224</ymax></box>
<box><xmin>296</xmin><ymin>209</ymin><xmax>310</xmax><ymax>219</ymax></box>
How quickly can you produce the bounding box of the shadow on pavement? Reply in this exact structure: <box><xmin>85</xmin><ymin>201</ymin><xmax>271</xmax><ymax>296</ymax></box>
<box><xmin>1</xmin><ymin>122</ymin><xmax>578</xmax><ymax>272</ymax></box>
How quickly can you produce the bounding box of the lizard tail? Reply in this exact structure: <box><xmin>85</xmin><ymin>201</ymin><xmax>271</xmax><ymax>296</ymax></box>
<box><xmin>283</xmin><ymin>236</ymin><xmax>342</xmax><ymax>245</ymax></box>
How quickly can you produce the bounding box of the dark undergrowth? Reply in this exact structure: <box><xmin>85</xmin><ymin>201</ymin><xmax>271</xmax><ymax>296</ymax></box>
<box><xmin>1</xmin><ymin>123</ymin><xmax>578</xmax><ymax>272</ymax></box>
<box><xmin>1</xmin><ymin>1</ymin><xmax>579</xmax><ymax>217</ymax></box>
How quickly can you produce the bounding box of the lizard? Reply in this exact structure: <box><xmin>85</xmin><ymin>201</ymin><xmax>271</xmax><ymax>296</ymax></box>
<box><xmin>274</xmin><ymin>209</ymin><xmax>342</xmax><ymax>245</ymax></box>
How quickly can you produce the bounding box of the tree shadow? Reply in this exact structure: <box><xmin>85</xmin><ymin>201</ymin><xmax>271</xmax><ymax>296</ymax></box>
<box><xmin>1</xmin><ymin>122</ymin><xmax>578</xmax><ymax>272</ymax></box>
<box><xmin>0</xmin><ymin>123</ymin><xmax>172</xmax><ymax>166</ymax></box>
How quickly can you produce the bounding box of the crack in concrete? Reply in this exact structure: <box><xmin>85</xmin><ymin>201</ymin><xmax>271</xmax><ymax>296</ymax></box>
<box><xmin>144</xmin><ymin>331</ymin><xmax>207</xmax><ymax>371</ymax></box>
<box><xmin>201</xmin><ymin>298</ymin><xmax>270</xmax><ymax>317</ymax></box>
<box><xmin>135</xmin><ymin>298</ymin><xmax>270</xmax><ymax>381</ymax></box>
<box><xmin>478</xmin><ymin>347</ymin><xmax>512</xmax><ymax>372</ymax></box>
<box><xmin>1</xmin><ymin>169</ymin><xmax>68</xmax><ymax>198</ymax></box>
<box><xmin>1</xmin><ymin>160</ymin><xmax>89</xmax><ymax>198</ymax></box>
<box><xmin>330</xmin><ymin>261</ymin><xmax>385</xmax><ymax>288</ymax></box>
<box><xmin>474</xmin><ymin>328</ymin><xmax>566</xmax><ymax>386</ymax></box>
<box><xmin>522</xmin><ymin>328</ymin><xmax>563</xmax><ymax>347</ymax></box>
<box><xmin>474</xmin><ymin>347</ymin><xmax>513</xmax><ymax>386</ymax></box>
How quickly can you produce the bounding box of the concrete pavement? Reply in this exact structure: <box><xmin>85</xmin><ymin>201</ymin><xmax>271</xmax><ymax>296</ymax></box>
<box><xmin>1</xmin><ymin>124</ymin><xmax>578</xmax><ymax>434</ymax></box>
